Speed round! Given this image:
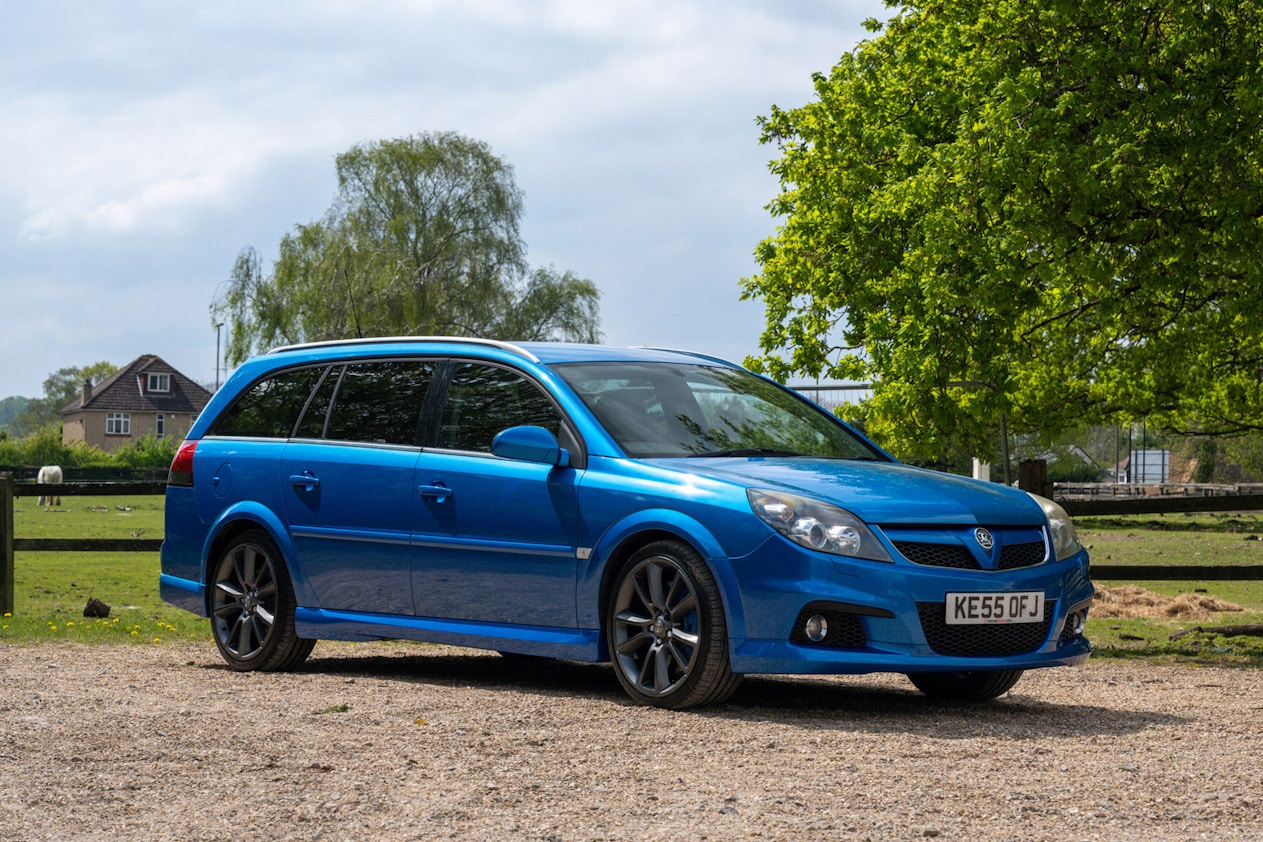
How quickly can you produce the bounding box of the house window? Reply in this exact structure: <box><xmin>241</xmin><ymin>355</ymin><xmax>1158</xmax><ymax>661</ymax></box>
<box><xmin>107</xmin><ymin>413</ymin><xmax>131</xmax><ymax>435</ymax></box>
<box><xmin>156</xmin><ymin>413</ymin><xmax>166</xmax><ymax>437</ymax></box>
<box><xmin>148</xmin><ymin>373</ymin><xmax>171</xmax><ymax>392</ymax></box>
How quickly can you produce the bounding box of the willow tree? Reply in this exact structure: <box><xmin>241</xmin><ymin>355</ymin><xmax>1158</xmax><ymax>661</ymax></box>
<box><xmin>743</xmin><ymin>0</ymin><xmax>1263</xmax><ymax>460</ymax></box>
<box><xmin>215</xmin><ymin>132</ymin><xmax>601</xmax><ymax>365</ymax></box>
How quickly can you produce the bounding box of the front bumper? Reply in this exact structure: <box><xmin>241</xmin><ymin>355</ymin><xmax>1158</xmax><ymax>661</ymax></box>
<box><xmin>725</xmin><ymin>535</ymin><xmax>1094</xmax><ymax>676</ymax></box>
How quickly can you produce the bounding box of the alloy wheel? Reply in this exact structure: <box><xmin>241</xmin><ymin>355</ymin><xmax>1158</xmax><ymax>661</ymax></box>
<box><xmin>611</xmin><ymin>554</ymin><xmax>702</xmax><ymax>697</ymax></box>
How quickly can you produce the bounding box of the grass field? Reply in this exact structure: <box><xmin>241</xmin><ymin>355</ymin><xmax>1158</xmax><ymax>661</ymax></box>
<box><xmin>4</xmin><ymin>497</ymin><xmax>1262</xmax><ymax>666</ymax></box>
<box><xmin>1078</xmin><ymin>511</ymin><xmax>1263</xmax><ymax>664</ymax></box>
<box><xmin>2</xmin><ymin>495</ymin><xmax>209</xmax><ymax>644</ymax></box>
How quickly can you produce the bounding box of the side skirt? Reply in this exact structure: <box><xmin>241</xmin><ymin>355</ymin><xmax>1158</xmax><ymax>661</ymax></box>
<box><xmin>293</xmin><ymin>607</ymin><xmax>604</xmax><ymax>662</ymax></box>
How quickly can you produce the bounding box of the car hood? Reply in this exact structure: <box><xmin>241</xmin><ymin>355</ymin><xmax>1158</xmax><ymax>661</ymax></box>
<box><xmin>652</xmin><ymin>457</ymin><xmax>1044</xmax><ymax>526</ymax></box>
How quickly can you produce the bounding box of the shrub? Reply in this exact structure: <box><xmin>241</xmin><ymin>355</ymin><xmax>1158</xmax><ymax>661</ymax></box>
<box><xmin>113</xmin><ymin>434</ymin><xmax>181</xmax><ymax>469</ymax></box>
<box><xmin>0</xmin><ymin>424</ymin><xmax>114</xmax><ymax>473</ymax></box>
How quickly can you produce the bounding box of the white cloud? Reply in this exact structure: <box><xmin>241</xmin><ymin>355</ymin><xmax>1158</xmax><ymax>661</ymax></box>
<box><xmin>3</xmin><ymin>91</ymin><xmax>276</xmax><ymax>239</ymax></box>
<box><xmin>3</xmin><ymin>1</ymin><xmax>866</xmax><ymax>239</ymax></box>
<box><xmin>0</xmin><ymin>0</ymin><xmax>887</xmax><ymax>398</ymax></box>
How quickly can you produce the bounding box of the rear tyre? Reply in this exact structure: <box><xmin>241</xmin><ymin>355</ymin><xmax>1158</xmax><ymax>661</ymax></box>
<box><xmin>906</xmin><ymin>669</ymin><xmax>1024</xmax><ymax>702</ymax></box>
<box><xmin>607</xmin><ymin>539</ymin><xmax>741</xmax><ymax>709</ymax></box>
<box><xmin>210</xmin><ymin>529</ymin><xmax>314</xmax><ymax>671</ymax></box>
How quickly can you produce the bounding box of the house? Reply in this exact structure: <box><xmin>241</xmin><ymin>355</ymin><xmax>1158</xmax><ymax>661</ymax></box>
<box><xmin>60</xmin><ymin>354</ymin><xmax>213</xmax><ymax>453</ymax></box>
<box><xmin>1109</xmin><ymin>449</ymin><xmax>1196</xmax><ymax>484</ymax></box>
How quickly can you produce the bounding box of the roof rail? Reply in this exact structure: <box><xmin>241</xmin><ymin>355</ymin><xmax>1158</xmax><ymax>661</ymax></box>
<box><xmin>632</xmin><ymin>346</ymin><xmax>741</xmax><ymax>368</ymax></box>
<box><xmin>266</xmin><ymin>336</ymin><xmax>540</xmax><ymax>362</ymax></box>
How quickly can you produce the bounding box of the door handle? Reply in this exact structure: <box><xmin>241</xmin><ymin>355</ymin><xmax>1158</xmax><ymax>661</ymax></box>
<box><xmin>289</xmin><ymin>473</ymin><xmax>320</xmax><ymax>492</ymax></box>
<box><xmin>418</xmin><ymin>483</ymin><xmax>452</xmax><ymax>503</ymax></box>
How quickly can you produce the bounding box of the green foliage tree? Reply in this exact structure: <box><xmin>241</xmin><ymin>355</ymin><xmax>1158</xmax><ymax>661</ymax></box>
<box><xmin>9</xmin><ymin>362</ymin><xmax>119</xmax><ymax>438</ymax></box>
<box><xmin>215</xmin><ymin>132</ymin><xmax>601</xmax><ymax>364</ymax></box>
<box><xmin>743</xmin><ymin>0</ymin><xmax>1263</xmax><ymax>461</ymax></box>
<box><xmin>1192</xmin><ymin>438</ymin><xmax>1218</xmax><ymax>484</ymax></box>
<box><xmin>0</xmin><ymin>396</ymin><xmax>30</xmax><ymax>434</ymax></box>
<box><xmin>1220</xmin><ymin>432</ymin><xmax>1263</xmax><ymax>482</ymax></box>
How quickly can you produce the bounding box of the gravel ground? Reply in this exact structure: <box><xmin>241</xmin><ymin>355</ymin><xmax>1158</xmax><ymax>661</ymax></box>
<box><xmin>2</xmin><ymin>640</ymin><xmax>1261</xmax><ymax>842</ymax></box>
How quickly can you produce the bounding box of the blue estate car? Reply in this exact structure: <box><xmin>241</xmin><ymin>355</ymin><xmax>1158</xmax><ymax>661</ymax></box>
<box><xmin>160</xmin><ymin>338</ymin><xmax>1093</xmax><ymax>708</ymax></box>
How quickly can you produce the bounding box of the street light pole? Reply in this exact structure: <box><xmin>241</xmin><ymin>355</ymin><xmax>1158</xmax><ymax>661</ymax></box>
<box><xmin>214</xmin><ymin>323</ymin><xmax>223</xmax><ymax>390</ymax></box>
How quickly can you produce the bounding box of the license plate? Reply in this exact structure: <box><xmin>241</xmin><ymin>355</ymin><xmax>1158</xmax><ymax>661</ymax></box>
<box><xmin>945</xmin><ymin>591</ymin><xmax>1044</xmax><ymax>625</ymax></box>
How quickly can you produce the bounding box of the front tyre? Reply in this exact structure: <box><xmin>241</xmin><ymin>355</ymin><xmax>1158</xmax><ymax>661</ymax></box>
<box><xmin>210</xmin><ymin>529</ymin><xmax>314</xmax><ymax>672</ymax></box>
<box><xmin>906</xmin><ymin>669</ymin><xmax>1024</xmax><ymax>702</ymax></box>
<box><xmin>607</xmin><ymin>540</ymin><xmax>741</xmax><ymax>709</ymax></box>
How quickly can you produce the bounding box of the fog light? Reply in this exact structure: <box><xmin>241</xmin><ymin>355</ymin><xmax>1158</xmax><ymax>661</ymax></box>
<box><xmin>804</xmin><ymin>614</ymin><xmax>829</xmax><ymax>642</ymax></box>
<box><xmin>1071</xmin><ymin>610</ymin><xmax>1087</xmax><ymax>636</ymax></box>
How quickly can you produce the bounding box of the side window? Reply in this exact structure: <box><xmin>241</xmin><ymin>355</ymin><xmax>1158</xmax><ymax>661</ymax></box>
<box><xmin>213</xmin><ymin>367</ymin><xmax>325</xmax><ymax>438</ymax></box>
<box><xmin>439</xmin><ymin>363</ymin><xmax>563</xmax><ymax>453</ymax></box>
<box><xmin>324</xmin><ymin>361</ymin><xmax>434</xmax><ymax>445</ymax></box>
<box><xmin>294</xmin><ymin>366</ymin><xmax>341</xmax><ymax>439</ymax></box>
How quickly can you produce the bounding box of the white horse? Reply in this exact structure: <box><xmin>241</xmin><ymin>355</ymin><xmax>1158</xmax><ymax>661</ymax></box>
<box><xmin>37</xmin><ymin>464</ymin><xmax>63</xmax><ymax>507</ymax></box>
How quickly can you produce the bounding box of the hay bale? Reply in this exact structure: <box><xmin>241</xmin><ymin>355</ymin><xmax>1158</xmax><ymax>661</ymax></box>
<box><xmin>1092</xmin><ymin>585</ymin><xmax>1243</xmax><ymax>620</ymax></box>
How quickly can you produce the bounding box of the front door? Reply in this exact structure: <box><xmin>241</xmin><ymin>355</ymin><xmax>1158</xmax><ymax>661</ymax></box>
<box><xmin>410</xmin><ymin>361</ymin><xmax>580</xmax><ymax>628</ymax></box>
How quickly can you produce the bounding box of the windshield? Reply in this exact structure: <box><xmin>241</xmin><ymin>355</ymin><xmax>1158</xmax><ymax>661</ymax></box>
<box><xmin>552</xmin><ymin>362</ymin><xmax>886</xmax><ymax>460</ymax></box>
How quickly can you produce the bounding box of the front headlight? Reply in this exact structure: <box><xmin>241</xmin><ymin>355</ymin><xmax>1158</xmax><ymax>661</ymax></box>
<box><xmin>1028</xmin><ymin>493</ymin><xmax>1082</xmax><ymax>561</ymax></box>
<box><xmin>747</xmin><ymin>489</ymin><xmax>892</xmax><ymax>562</ymax></box>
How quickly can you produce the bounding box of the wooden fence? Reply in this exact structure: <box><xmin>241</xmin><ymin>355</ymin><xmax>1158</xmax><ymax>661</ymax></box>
<box><xmin>0</xmin><ymin>473</ymin><xmax>165</xmax><ymax>613</ymax></box>
<box><xmin>1061</xmin><ymin>494</ymin><xmax>1263</xmax><ymax>518</ymax></box>
<box><xmin>1</xmin><ymin>469</ymin><xmax>1261</xmax><ymax>615</ymax></box>
<box><xmin>1033</xmin><ymin>454</ymin><xmax>1263</xmax><ymax>580</ymax></box>
<box><xmin>1058</xmin><ymin>494</ymin><xmax>1263</xmax><ymax>582</ymax></box>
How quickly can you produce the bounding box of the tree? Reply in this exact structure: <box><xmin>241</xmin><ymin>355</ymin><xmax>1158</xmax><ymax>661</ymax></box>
<box><xmin>1221</xmin><ymin>432</ymin><xmax>1263</xmax><ymax>482</ymax></box>
<box><xmin>9</xmin><ymin>362</ymin><xmax>119</xmax><ymax>438</ymax></box>
<box><xmin>0</xmin><ymin>396</ymin><xmax>30</xmax><ymax>434</ymax></box>
<box><xmin>215</xmin><ymin>132</ymin><xmax>601</xmax><ymax>365</ymax></box>
<box><xmin>743</xmin><ymin>0</ymin><xmax>1263</xmax><ymax>461</ymax></box>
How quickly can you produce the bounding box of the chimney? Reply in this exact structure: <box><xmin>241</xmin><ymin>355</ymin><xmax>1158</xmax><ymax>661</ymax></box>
<box><xmin>82</xmin><ymin>379</ymin><xmax>93</xmax><ymax>404</ymax></box>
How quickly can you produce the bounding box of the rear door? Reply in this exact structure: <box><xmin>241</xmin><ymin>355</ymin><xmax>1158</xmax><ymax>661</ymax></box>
<box><xmin>281</xmin><ymin>360</ymin><xmax>435</xmax><ymax>616</ymax></box>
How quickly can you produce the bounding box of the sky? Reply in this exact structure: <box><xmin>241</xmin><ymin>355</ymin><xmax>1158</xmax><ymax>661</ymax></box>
<box><xmin>0</xmin><ymin>0</ymin><xmax>888</xmax><ymax>400</ymax></box>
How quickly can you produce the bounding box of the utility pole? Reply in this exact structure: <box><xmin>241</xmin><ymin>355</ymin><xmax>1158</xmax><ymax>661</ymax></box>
<box><xmin>214</xmin><ymin>322</ymin><xmax>223</xmax><ymax>390</ymax></box>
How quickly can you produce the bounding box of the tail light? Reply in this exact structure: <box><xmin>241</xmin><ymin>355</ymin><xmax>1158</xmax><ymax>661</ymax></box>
<box><xmin>168</xmin><ymin>439</ymin><xmax>198</xmax><ymax>487</ymax></box>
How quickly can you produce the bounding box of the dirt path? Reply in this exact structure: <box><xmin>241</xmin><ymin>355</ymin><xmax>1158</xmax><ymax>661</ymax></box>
<box><xmin>2</xmin><ymin>641</ymin><xmax>1260</xmax><ymax>841</ymax></box>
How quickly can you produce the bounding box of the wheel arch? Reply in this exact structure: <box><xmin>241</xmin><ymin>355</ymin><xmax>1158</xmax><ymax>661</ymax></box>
<box><xmin>583</xmin><ymin>511</ymin><xmax>748</xmax><ymax>659</ymax></box>
<box><xmin>200</xmin><ymin>503</ymin><xmax>309</xmax><ymax>614</ymax></box>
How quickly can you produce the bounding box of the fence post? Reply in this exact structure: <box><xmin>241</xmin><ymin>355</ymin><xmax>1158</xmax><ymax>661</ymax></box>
<box><xmin>1</xmin><ymin>472</ymin><xmax>13</xmax><ymax>615</ymax></box>
<box><xmin>1017</xmin><ymin>459</ymin><xmax>1053</xmax><ymax>498</ymax></box>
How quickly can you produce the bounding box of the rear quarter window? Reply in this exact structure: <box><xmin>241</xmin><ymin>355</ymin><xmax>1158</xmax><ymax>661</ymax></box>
<box><xmin>212</xmin><ymin>367</ymin><xmax>326</xmax><ymax>438</ymax></box>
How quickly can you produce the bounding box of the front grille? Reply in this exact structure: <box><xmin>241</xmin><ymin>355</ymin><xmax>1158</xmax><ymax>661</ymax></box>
<box><xmin>917</xmin><ymin>601</ymin><xmax>1056</xmax><ymax>657</ymax></box>
<box><xmin>895</xmin><ymin>537</ymin><xmax>1047</xmax><ymax>571</ymax></box>
<box><xmin>894</xmin><ymin>542</ymin><xmax>978</xmax><ymax>569</ymax></box>
<box><xmin>789</xmin><ymin>606</ymin><xmax>868</xmax><ymax>648</ymax></box>
<box><xmin>998</xmin><ymin>541</ymin><xmax>1047</xmax><ymax>570</ymax></box>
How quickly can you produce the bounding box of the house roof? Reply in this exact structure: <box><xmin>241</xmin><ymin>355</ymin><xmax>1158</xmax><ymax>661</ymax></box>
<box><xmin>60</xmin><ymin>354</ymin><xmax>213</xmax><ymax>416</ymax></box>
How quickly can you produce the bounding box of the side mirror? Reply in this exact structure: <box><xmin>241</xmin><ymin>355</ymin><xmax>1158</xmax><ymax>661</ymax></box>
<box><xmin>492</xmin><ymin>425</ymin><xmax>570</xmax><ymax>467</ymax></box>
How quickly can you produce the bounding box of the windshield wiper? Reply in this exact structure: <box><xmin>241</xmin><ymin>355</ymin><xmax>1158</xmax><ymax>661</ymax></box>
<box><xmin>689</xmin><ymin>448</ymin><xmax>804</xmax><ymax>458</ymax></box>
